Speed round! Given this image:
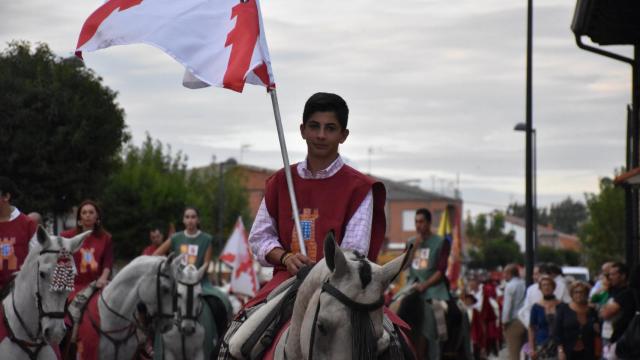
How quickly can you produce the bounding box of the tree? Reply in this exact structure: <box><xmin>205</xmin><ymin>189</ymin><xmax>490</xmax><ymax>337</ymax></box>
<box><xmin>536</xmin><ymin>246</ymin><xmax>581</xmax><ymax>266</ymax></box>
<box><xmin>466</xmin><ymin>211</ymin><xmax>523</xmax><ymax>269</ymax></box>
<box><xmin>579</xmin><ymin>177</ymin><xmax>625</xmax><ymax>272</ymax></box>
<box><xmin>506</xmin><ymin>202</ymin><xmax>550</xmax><ymax>226</ymax></box>
<box><xmin>101</xmin><ymin>136</ymin><xmax>250</xmax><ymax>259</ymax></box>
<box><xmin>0</xmin><ymin>41</ymin><xmax>129</xmax><ymax>216</ymax></box>
<box><xmin>549</xmin><ymin>197</ymin><xmax>587</xmax><ymax>234</ymax></box>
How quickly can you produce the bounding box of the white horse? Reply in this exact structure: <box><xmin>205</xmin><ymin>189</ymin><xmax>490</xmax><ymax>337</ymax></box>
<box><xmin>229</xmin><ymin>232</ymin><xmax>410</xmax><ymax>360</ymax></box>
<box><xmin>161</xmin><ymin>260</ymin><xmax>207</xmax><ymax>360</ymax></box>
<box><xmin>0</xmin><ymin>226</ymin><xmax>89</xmax><ymax>360</ymax></box>
<box><xmin>73</xmin><ymin>255</ymin><xmax>176</xmax><ymax>360</ymax></box>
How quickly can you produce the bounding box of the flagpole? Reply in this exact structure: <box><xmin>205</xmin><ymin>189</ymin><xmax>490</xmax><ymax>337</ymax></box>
<box><xmin>268</xmin><ymin>88</ymin><xmax>307</xmax><ymax>257</ymax></box>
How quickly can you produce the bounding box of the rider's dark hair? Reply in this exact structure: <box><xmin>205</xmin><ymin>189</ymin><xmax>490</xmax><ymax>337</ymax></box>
<box><xmin>302</xmin><ymin>92</ymin><xmax>349</xmax><ymax>130</ymax></box>
<box><xmin>415</xmin><ymin>208</ymin><xmax>432</xmax><ymax>223</ymax></box>
<box><xmin>74</xmin><ymin>199</ymin><xmax>105</xmax><ymax>236</ymax></box>
<box><xmin>0</xmin><ymin>177</ymin><xmax>20</xmax><ymax>201</ymax></box>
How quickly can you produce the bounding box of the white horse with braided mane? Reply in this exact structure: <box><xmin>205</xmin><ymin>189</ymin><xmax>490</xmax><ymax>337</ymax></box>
<box><xmin>71</xmin><ymin>254</ymin><xmax>178</xmax><ymax>360</ymax></box>
<box><xmin>0</xmin><ymin>227</ymin><xmax>89</xmax><ymax>360</ymax></box>
<box><xmin>229</xmin><ymin>232</ymin><xmax>410</xmax><ymax>360</ymax></box>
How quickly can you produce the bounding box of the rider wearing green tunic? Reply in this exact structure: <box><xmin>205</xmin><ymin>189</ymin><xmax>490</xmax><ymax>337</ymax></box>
<box><xmin>400</xmin><ymin>208</ymin><xmax>451</xmax><ymax>360</ymax></box>
<box><xmin>153</xmin><ymin>207</ymin><xmax>231</xmax><ymax>359</ymax></box>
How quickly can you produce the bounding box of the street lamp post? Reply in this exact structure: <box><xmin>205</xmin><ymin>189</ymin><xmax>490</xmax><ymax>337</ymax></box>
<box><xmin>216</xmin><ymin>157</ymin><xmax>237</xmax><ymax>284</ymax></box>
<box><xmin>515</xmin><ymin>123</ymin><xmax>538</xmax><ymax>264</ymax></box>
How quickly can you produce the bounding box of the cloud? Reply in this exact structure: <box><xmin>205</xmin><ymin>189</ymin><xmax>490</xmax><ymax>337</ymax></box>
<box><xmin>0</xmin><ymin>0</ymin><xmax>630</xmax><ymax>215</ymax></box>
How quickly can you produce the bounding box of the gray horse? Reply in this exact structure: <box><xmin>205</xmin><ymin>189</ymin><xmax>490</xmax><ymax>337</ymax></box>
<box><xmin>73</xmin><ymin>255</ymin><xmax>176</xmax><ymax>360</ymax></box>
<box><xmin>229</xmin><ymin>233</ymin><xmax>409</xmax><ymax>360</ymax></box>
<box><xmin>161</xmin><ymin>260</ymin><xmax>207</xmax><ymax>360</ymax></box>
<box><xmin>0</xmin><ymin>226</ymin><xmax>89</xmax><ymax>359</ymax></box>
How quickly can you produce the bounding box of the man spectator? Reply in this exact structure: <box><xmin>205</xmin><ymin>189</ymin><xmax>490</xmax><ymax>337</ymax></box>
<box><xmin>590</xmin><ymin>261</ymin><xmax>614</xmax><ymax>298</ymax></box>
<box><xmin>502</xmin><ymin>263</ymin><xmax>526</xmax><ymax>360</ymax></box>
<box><xmin>600</xmin><ymin>262</ymin><xmax>635</xmax><ymax>357</ymax></box>
<box><xmin>548</xmin><ymin>263</ymin><xmax>571</xmax><ymax>303</ymax></box>
<box><xmin>518</xmin><ymin>263</ymin><xmax>549</xmax><ymax>328</ymax></box>
<box><xmin>142</xmin><ymin>225</ymin><xmax>165</xmax><ymax>255</ymax></box>
<box><xmin>0</xmin><ymin>177</ymin><xmax>37</xmax><ymax>292</ymax></box>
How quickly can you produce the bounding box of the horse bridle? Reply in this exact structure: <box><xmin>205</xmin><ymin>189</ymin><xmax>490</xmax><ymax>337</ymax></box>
<box><xmin>306</xmin><ymin>281</ymin><xmax>384</xmax><ymax>360</ymax></box>
<box><xmin>2</xmin><ymin>248</ymin><xmax>72</xmax><ymax>360</ymax></box>
<box><xmin>91</xmin><ymin>258</ymin><xmax>174</xmax><ymax>360</ymax></box>
<box><xmin>170</xmin><ymin>277</ymin><xmax>203</xmax><ymax>360</ymax></box>
<box><xmin>172</xmin><ymin>279</ymin><xmax>202</xmax><ymax>325</ymax></box>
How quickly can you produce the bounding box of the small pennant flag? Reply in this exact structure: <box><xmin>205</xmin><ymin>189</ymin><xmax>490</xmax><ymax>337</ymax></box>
<box><xmin>220</xmin><ymin>217</ymin><xmax>259</xmax><ymax>297</ymax></box>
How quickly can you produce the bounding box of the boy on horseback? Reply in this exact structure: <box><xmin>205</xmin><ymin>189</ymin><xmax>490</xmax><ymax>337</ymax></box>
<box><xmin>220</xmin><ymin>92</ymin><xmax>414</xmax><ymax>359</ymax></box>
<box><xmin>246</xmin><ymin>92</ymin><xmax>386</xmax><ymax>305</ymax></box>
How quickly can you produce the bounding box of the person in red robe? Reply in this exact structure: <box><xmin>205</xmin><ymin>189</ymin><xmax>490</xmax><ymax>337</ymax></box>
<box><xmin>0</xmin><ymin>177</ymin><xmax>37</xmax><ymax>292</ymax></box>
<box><xmin>141</xmin><ymin>225</ymin><xmax>164</xmax><ymax>256</ymax></box>
<box><xmin>61</xmin><ymin>200</ymin><xmax>113</xmax><ymax>300</ymax></box>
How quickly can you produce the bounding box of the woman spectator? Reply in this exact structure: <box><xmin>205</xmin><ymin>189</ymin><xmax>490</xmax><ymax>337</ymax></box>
<box><xmin>555</xmin><ymin>281</ymin><xmax>600</xmax><ymax>360</ymax></box>
<box><xmin>61</xmin><ymin>200</ymin><xmax>113</xmax><ymax>300</ymax></box>
<box><xmin>528</xmin><ymin>276</ymin><xmax>560</xmax><ymax>359</ymax></box>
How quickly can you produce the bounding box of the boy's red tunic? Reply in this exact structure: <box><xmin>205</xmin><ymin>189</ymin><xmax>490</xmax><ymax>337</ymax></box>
<box><xmin>246</xmin><ymin>163</ymin><xmax>386</xmax><ymax>307</ymax></box>
<box><xmin>0</xmin><ymin>213</ymin><xmax>37</xmax><ymax>289</ymax></box>
<box><xmin>60</xmin><ymin>228</ymin><xmax>113</xmax><ymax>300</ymax></box>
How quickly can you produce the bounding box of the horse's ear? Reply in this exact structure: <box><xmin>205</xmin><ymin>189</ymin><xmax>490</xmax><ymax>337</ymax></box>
<box><xmin>380</xmin><ymin>244</ymin><xmax>412</xmax><ymax>285</ymax></box>
<box><xmin>323</xmin><ymin>230</ymin><xmax>348</xmax><ymax>278</ymax></box>
<box><xmin>68</xmin><ymin>230</ymin><xmax>92</xmax><ymax>253</ymax></box>
<box><xmin>197</xmin><ymin>262</ymin><xmax>208</xmax><ymax>282</ymax></box>
<box><xmin>170</xmin><ymin>253</ymin><xmax>187</xmax><ymax>277</ymax></box>
<box><xmin>36</xmin><ymin>226</ymin><xmax>50</xmax><ymax>247</ymax></box>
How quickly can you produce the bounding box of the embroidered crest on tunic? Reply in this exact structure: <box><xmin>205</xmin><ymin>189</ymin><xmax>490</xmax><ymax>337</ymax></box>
<box><xmin>0</xmin><ymin>238</ymin><xmax>17</xmax><ymax>271</ymax></box>
<box><xmin>291</xmin><ymin>208</ymin><xmax>319</xmax><ymax>261</ymax></box>
<box><xmin>80</xmin><ymin>248</ymin><xmax>99</xmax><ymax>273</ymax></box>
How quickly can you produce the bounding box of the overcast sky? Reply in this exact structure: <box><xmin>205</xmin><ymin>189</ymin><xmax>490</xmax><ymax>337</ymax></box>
<box><xmin>1</xmin><ymin>0</ymin><xmax>633</xmax><ymax>216</ymax></box>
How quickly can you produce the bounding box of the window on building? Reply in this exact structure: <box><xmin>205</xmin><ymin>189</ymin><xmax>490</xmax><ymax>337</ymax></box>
<box><xmin>402</xmin><ymin>210</ymin><xmax>415</xmax><ymax>231</ymax></box>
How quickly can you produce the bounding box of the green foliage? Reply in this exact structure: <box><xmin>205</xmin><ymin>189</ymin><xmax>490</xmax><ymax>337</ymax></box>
<box><xmin>507</xmin><ymin>202</ymin><xmax>550</xmax><ymax>227</ymax></box>
<box><xmin>507</xmin><ymin>197</ymin><xmax>587</xmax><ymax>235</ymax></box>
<box><xmin>0</xmin><ymin>41</ymin><xmax>129</xmax><ymax>215</ymax></box>
<box><xmin>536</xmin><ymin>246</ymin><xmax>581</xmax><ymax>266</ymax></box>
<box><xmin>579</xmin><ymin>177</ymin><xmax>625</xmax><ymax>272</ymax></box>
<box><xmin>549</xmin><ymin>197</ymin><xmax>587</xmax><ymax>234</ymax></box>
<box><xmin>101</xmin><ymin>136</ymin><xmax>249</xmax><ymax>260</ymax></box>
<box><xmin>466</xmin><ymin>211</ymin><xmax>523</xmax><ymax>269</ymax></box>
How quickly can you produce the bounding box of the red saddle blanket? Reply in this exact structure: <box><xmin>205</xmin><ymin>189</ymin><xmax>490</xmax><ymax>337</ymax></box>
<box><xmin>0</xmin><ymin>306</ymin><xmax>61</xmax><ymax>359</ymax></box>
<box><xmin>75</xmin><ymin>291</ymin><xmax>102</xmax><ymax>360</ymax></box>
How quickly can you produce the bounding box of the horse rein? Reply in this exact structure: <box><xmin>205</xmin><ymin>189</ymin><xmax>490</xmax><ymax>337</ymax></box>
<box><xmin>3</xmin><ymin>248</ymin><xmax>72</xmax><ymax>360</ymax></box>
<box><xmin>90</xmin><ymin>259</ymin><xmax>173</xmax><ymax>360</ymax></box>
<box><xmin>306</xmin><ymin>281</ymin><xmax>384</xmax><ymax>360</ymax></box>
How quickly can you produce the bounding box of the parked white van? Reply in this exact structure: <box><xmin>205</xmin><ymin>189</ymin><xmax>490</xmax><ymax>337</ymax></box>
<box><xmin>562</xmin><ymin>266</ymin><xmax>590</xmax><ymax>282</ymax></box>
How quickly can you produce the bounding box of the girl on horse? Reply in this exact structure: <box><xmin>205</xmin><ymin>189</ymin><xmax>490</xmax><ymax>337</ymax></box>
<box><xmin>154</xmin><ymin>206</ymin><xmax>231</xmax><ymax>356</ymax></box>
<box><xmin>61</xmin><ymin>200</ymin><xmax>113</xmax><ymax>301</ymax></box>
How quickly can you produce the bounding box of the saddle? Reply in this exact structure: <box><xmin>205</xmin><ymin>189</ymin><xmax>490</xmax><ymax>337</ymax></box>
<box><xmin>220</xmin><ymin>269</ymin><xmax>307</xmax><ymax>360</ymax></box>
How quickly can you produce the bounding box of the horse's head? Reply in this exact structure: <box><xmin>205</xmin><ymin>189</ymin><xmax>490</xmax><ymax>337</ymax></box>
<box><xmin>136</xmin><ymin>253</ymin><xmax>176</xmax><ymax>333</ymax></box>
<box><xmin>299</xmin><ymin>232</ymin><xmax>410</xmax><ymax>360</ymax></box>
<box><xmin>170</xmin><ymin>254</ymin><xmax>206</xmax><ymax>336</ymax></box>
<box><xmin>32</xmin><ymin>226</ymin><xmax>89</xmax><ymax>344</ymax></box>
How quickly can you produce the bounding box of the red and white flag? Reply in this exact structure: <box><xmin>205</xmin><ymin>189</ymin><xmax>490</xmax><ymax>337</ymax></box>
<box><xmin>219</xmin><ymin>217</ymin><xmax>258</xmax><ymax>297</ymax></box>
<box><xmin>76</xmin><ymin>0</ymin><xmax>275</xmax><ymax>92</ymax></box>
